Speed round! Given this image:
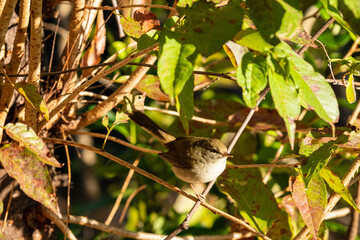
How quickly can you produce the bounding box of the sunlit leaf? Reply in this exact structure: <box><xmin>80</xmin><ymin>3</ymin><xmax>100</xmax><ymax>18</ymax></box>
<box><xmin>135</xmin><ymin>75</ymin><xmax>169</xmax><ymax>101</ymax></box>
<box><xmin>338</xmin><ymin>0</ymin><xmax>360</xmax><ymax>36</ymax></box>
<box><xmin>0</xmin><ymin>143</ymin><xmax>61</xmax><ymax>217</ymax></box>
<box><xmin>15</xmin><ymin>82</ymin><xmax>49</xmax><ymax>121</ymax></box>
<box><xmin>121</xmin><ymin>16</ymin><xmax>143</xmax><ymax>39</ymax></box>
<box><xmin>223</xmin><ymin>41</ymin><xmax>248</xmax><ymax>68</ymax></box>
<box><xmin>290</xmin><ymin>174</ymin><xmax>327</xmax><ymax>239</ymax></box>
<box><xmin>320</xmin><ymin>168</ymin><xmax>360</xmax><ymax>213</ymax></box>
<box><xmin>346</xmin><ymin>73</ymin><xmax>356</xmax><ymax>103</ymax></box>
<box><xmin>102</xmin><ymin>115</ymin><xmax>109</xmax><ymax>129</ymax></box>
<box><xmin>4</xmin><ymin>123</ymin><xmax>62</xmax><ymax>167</ymax></box>
<box><xmin>234</xmin><ymin>28</ymin><xmax>273</xmax><ymax>53</ymax></box>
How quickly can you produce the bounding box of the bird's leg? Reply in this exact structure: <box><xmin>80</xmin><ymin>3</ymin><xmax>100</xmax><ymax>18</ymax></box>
<box><xmin>190</xmin><ymin>184</ymin><xmax>205</xmax><ymax>202</ymax></box>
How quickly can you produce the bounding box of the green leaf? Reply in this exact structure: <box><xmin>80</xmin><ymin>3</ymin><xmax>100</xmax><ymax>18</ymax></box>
<box><xmin>246</xmin><ymin>0</ymin><xmax>302</xmax><ymax>44</ymax></box>
<box><xmin>217</xmin><ymin>169</ymin><xmax>279</xmax><ymax>234</ymax></box>
<box><xmin>0</xmin><ymin>143</ymin><xmax>61</xmax><ymax>217</ymax></box>
<box><xmin>267</xmin><ymin>55</ymin><xmax>300</xmax><ymax>149</ymax></box>
<box><xmin>290</xmin><ymin>174</ymin><xmax>327</xmax><ymax>239</ymax></box>
<box><xmin>180</xmin><ymin>0</ymin><xmax>243</xmax><ymax>56</ymax></box>
<box><xmin>302</xmin><ymin>142</ymin><xmax>337</xmax><ymax>186</ymax></box>
<box><xmin>273</xmin><ymin>42</ymin><xmax>339</xmax><ymax>124</ymax></box>
<box><xmin>120</xmin><ymin>16</ymin><xmax>143</xmax><ymax>39</ymax></box>
<box><xmin>102</xmin><ymin>115</ymin><xmax>109</xmax><ymax>129</ymax></box>
<box><xmin>176</xmin><ymin>75</ymin><xmax>194</xmax><ymax>133</ymax></box>
<box><xmin>15</xmin><ymin>82</ymin><xmax>49</xmax><ymax>121</ymax></box>
<box><xmin>346</xmin><ymin>73</ymin><xmax>356</xmax><ymax>103</ymax></box>
<box><xmin>319</xmin><ymin>167</ymin><xmax>360</xmax><ymax>213</ymax></box>
<box><xmin>319</xmin><ymin>0</ymin><xmax>357</xmax><ymax>38</ymax></box>
<box><xmin>236</xmin><ymin>52</ymin><xmax>268</xmax><ymax>108</ymax></box>
<box><xmin>135</xmin><ymin>75</ymin><xmax>169</xmax><ymax>101</ymax></box>
<box><xmin>338</xmin><ymin>0</ymin><xmax>360</xmax><ymax>36</ymax></box>
<box><xmin>4</xmin><ymin>122</ymin><xmax>62</xmax><ymax>167</ymax></box>
<box><xmin>234</xmin><ymin>28</ymin><xmax>274</xmax><ymax>53</ymax></box>
<box><xmin>158</xmin><ymin>30</ymin><xmax>196</xmax><ymax>104</ymax></box>
<box><xmin>267</xmin><ymin>209</ymin><xmax>292</xmax><ymax>240</ymax></box>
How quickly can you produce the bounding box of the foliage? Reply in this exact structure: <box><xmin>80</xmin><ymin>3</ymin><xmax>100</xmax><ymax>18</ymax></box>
<box><xmin>1</xmin><ymin>0</ymin><xmax>360</xmax><ymax>239</ymax></box>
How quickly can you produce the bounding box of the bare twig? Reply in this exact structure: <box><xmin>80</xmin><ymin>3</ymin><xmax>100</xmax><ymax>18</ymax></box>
<box><xmin>227</xmin><ymin>162</ymin><xmax>299</xmax><ymax>169</ymax></box>
<box><xmin>1</xmin><ymin>181</ymin><xmax>15</xmax><ymax>232</ymax></box>
<box><xmin>105</xmin><ymin>157</ymin><xmax>141</xmax><ymax>225</ymax></box>
<box><xmin>70</xmin><ymin>131</ymin><xmax>161</xmax><ymax>155</ymax></box>
<box><xmin>297</xmin><ymin>17</ymin><xmax>335</xmax><ymax>55</ymax></box>
<box><xmin>44</xmin><ymin>138</ymin><xmax>268</xmax><ymax>239</ymax></box>
<box><xmin>38</xmin><ymin>42</ymin><xmax>159</xmax><ymax>130</ymax></box>
<box><xmin>347</xmin><ymin>182</ymin><xmax>360</xmax><ymax>240</ymax></box>
<box><xmin>41</xmin><ymin>206</ymin><xmax>77</xmax><ymax>240</ymax></box>
<box><xmin>118</xmin><ymin>185</ymin><xmax>146</xmax><ymax>224</ymax></box>
<box><xmin>67</xmin><ymin>215</ymin><xmax>254</xmax><ymax>239</ymax></box>
<box><xmin>263</xmin><ymin>144</ymin><xmax>285</xmax><ymax>184</ymax></box>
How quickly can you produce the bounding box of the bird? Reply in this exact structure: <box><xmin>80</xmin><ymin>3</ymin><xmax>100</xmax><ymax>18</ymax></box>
<box><xmin>127</xmin><ymin>110</ymin><xmax>231</xmax><ymax>200</ymax></box>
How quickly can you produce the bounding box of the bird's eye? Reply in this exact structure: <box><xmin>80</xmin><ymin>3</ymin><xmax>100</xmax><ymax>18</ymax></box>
<box><xmin>210</xmin><ymin>149</ymin><xmax>218</xmax><ymax>154</ymax></box>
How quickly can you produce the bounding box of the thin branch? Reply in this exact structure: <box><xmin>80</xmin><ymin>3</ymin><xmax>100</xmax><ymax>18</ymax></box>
<box><xmin>84</xmin><ymin>4</ymin><xmax>177</xmax><ymax>16</ymax></box>
<box><xmin>69</xmin><ymin>131</ymin><xmax>161</xmax><ymax>155</ymax></box>
<box><xmin>41</xmin><ymin>206</ymin><xmax>77</xmax><ymax>240</ymax></box>
<box><xmin>1</xmin><ymin>181</ymin><xmax>15</xmax><ymax>232</ymax></box>
<box><xmin>26</xmin><ymin>0</ymin><xmax>42</xmax><ymax>132</ymax></box>
<box><xmin>67</xmin><ymin>215</ymin><xmax>254</xmax><ymax>239</ymax></box>
<box><xmin>38</xmin><ymin>42</ymin><xmax>159</xmax><ymax>130</ymax></box>
<box><xmin>263</xmin><ymin>144</ymin><xmax>285</xmax><ymax>184</ymax></box>
<box><xmin>77</xmin><ymin>54</ymin><xmax>158</xmax><ymax>129</ymax></box>
<box><xmin>118</xmin><ymin>185</ymin><xmax>146</xmax><ymax>224</ymax></box>
<box><xmin>44</xmin><ymin>138</ymin><xmax>268</xmax><ymax>239</ymax></box>
<box><xmin>227</xmin><ymin>163</ymin><xmax>299</xmax><ymax>169</ymax></box>
<box><xmin>297</xmin><ymin>17</ymin><xmax>335</xmax><ymax>55</ymax></box>
<box><xmin>105</xmin><ymin>157</ymin><xmax>140</xmax><ymax>225</ymax></box>
<box><xmin>347</xmin><ymin>182</ymin><xmax>360</xmax><ymax>240</ymax></box>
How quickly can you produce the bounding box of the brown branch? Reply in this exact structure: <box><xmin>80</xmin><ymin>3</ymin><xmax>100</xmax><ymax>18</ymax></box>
<box><xmin>69</xmin><ymin>130</ymin><xmax>161</xmax><ymax>155</ymax></box>
<box><xmin>347</xmin><ymin>182</ymin><xmax>360</xmax><ymax>240</ymax></box>
<box><xmin>77</xmin><ymin>53</ymin><xmax>158</xmax><ymax>129</ymax></box>
<box><xmin>227</xmin><ymin>163</ymin><xmax>299</xmax><ymax>169</ymax></box>
<box><xmin>297</xmin><ymin>17</ymin><xmax>335</xmax><ymax>55</ymax></box>
<box><xmin>26</xmin><ymin>0</ymin><xmax>42</xmax><ymax>132</ymax></box>
<box><xmin>41</xmin><ymin>206</ymin><xmax>77</xmax><ymax>240</ymax></box>
<box><xmin>263</xmin><ymin>143</ymin><xmax>285</xmax><ymax>184</ymax></box>
<box><xmin>105</xmin><ymin>157</ymin><xmax>141</xmax><ymax>225</ymax></box>
<box><xmin>38</xmin><ymin>42</ymin><xmax>159</xmax><ymax>130</ymax></box>
<box><xmin>44</xmin><ymin>138</ymin><xmax>268</xmax><ymax>239</ymax></box>
<box><xmin>0</xmin><ymin>0</ymin><xmax>18</xmax><ymax>64</ymax></box>
<box><xmin>1</xmin><ymin>181</ymin><xmax>15</xmax><ymax>232</ymax></box>
<box><xmin>67</xmin><ymin>215</ymin><xmax>254</xmax><ymax>239</ymax></box>
<box><xmin>0</xmin><ymin>0</ymin><xmax>30</xmax><ymax>143</ymax></box>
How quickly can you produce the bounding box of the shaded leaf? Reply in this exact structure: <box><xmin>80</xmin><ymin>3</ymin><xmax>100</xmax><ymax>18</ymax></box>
<box><xmin>247</xmin><ymin>0</ymin><xmax>302</xmax><ymax>44</ymax></box>
<box><xmin>290</xmin><ymin>174</ymin><xmax>327</xmax><ymax>239</ymax></box>
<box><xmin>267</xmin><ymin>209</ymin><xmax>292</xmax><ymax>240</ymax></box>
<box><xmin>319</xmin><ymin>167</ymin><xmax>360</xmax><ymax>213</ymax></box>
<box><xmin>180</xmin><ymin>0</ymin><xmax>243</xmax><ymax>56</ymax></box>
<box><xmin>158</xmin><ymin>29</ymin><xmax>196</xmax><ymax>104</ymax></box>
<box><xmin>0</xmin><ymin>143</ymin><xmax>61</xmax><ymax>217</ymax></box>
<box><xmin>4</xmin><ymin>123</ymin><xmax>62</xmax><ymax>167</ymax></box>
<box><xmin>102</xmin><ymin>115</ymin><xmax>109</xmax><ymax>129</ymax></box>
<box><xmin>236</xmin><ymin>52</ymin><xmax>268</xmax><ymax>108</ymax></box>
<box><xmin>346</xmin><ymin>73</ymin><xmax>356</xmax><ymax>103</ymax></box>
<box><xmin>290</xmin><ymin>27</ymin><xmax>317</xmax><ymax>48</ymax></box>
<box><xmin>319</xmin><ymin>0</ymin><xmax>357</xmax><ymax>38</ymax></box>
<box><xmin>176</xmin><ymin>75</ymin><xmax>194</xmax><ymax>133</ymax></box>
<box><xmin>338</xmin><ymin>0</ymin><xmax>360</xmax><ymax>36</ymax></box>
<box><xmin>15</xmin><ymin>82</ymin><xmax>49</xmax><ymax>121</ymax></box>
<box><xmin>217</xmin><ymin>168</ymin><xmax>279</xmax><ymax>233</ymax></box>
<box><xmin>137</xmin><ymin>30</ymin><xmax>160</xmax><ymax>50</ymax></box>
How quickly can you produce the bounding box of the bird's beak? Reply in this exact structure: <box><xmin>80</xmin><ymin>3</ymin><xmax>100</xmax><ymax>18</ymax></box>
<box><xmin>223</xmin><ymin>153</ymin><xmax>233</xmax><ymax>158</ymax></box>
